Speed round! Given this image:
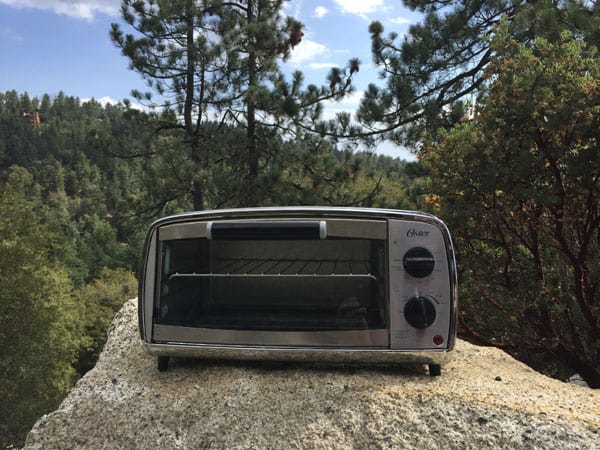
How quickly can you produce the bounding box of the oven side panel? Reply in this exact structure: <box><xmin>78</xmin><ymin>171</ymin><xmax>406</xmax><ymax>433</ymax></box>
<box><xmin>139</xmin><ymin>228</ymin><xmax>158</xmax><ymax>342</ymax></box>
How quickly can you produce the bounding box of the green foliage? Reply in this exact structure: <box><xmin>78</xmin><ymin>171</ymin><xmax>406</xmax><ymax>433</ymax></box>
<box><xmin>0</xmin><ymin>166</ymin><xmax>82</xmax><ymax>448</ymax></box>
<box><xmin>358</xmin><ymin>0</ymin><xmax>600</xmax><ymax>148</ymax></box>
<box><xmin>0</xmin><ymin>91</ymin><xmax>150</xmax><ymax>279</ymax></box>
<box><xmin>74</xmin><ymin>268</ymin><xmax>137</xmax><ymax>374</ymax></box>
<box><xmin>420</xmin><ymin>31</ymin><xmax>600</xmax><ymax>387</ymax></box>
<box><xmin>270</xmin><ymin>136</ymin><xmax>417</xmax><ymax>208</ymax></box>
<box><xmin>0</xmin><ymin>91</ymin><xmax>156</xmax><ymax>445</ymax></box>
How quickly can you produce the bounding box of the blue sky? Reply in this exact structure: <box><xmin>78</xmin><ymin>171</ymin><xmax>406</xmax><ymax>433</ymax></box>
<box><xmin>0</xmin><ymin>0</ymin><xmax>420</xmax><ymax>159</ymax></box>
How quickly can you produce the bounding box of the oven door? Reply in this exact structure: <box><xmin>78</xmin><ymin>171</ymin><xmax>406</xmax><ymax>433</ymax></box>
<box><xmin>152</xmin><ymin>219</ymin><xmax>389</xmax><ymax>348</ymax></box>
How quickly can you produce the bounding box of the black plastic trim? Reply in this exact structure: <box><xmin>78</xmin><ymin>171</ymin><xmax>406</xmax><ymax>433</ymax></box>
<box><xmin>208</xmin><ymin>221</ymin><xmax>323</xmax><ymax>240</ymax></box>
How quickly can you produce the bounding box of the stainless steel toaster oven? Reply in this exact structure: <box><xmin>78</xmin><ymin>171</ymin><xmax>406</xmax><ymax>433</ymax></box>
<box><xmin>138</xmin><ymin>207</ymin><xmax>457</xmax><ymax>375</ymax></box>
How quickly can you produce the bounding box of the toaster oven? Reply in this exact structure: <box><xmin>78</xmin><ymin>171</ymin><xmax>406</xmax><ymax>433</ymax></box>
<box><xmin>138</xmin><ymin>207</ymin><xmax>457</xmax><ymax>375</ymax></box>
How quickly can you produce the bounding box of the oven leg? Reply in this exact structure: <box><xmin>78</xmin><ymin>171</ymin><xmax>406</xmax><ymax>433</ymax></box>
<box><xmin>428</xmin><ymin>363</ymin><xmax>441</xmax><ymax>377</ymax></box>
<box><xmin>157</xmin><ymin>356</ymin><xmax>170</xmax><ymax>372</ymax></box>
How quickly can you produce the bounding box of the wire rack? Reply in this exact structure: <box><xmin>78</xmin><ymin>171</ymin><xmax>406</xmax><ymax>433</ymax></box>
<box><xmin>168</xmin><ymin>257</ymin><xmax>376</xmax><ymax>280</ymax></box>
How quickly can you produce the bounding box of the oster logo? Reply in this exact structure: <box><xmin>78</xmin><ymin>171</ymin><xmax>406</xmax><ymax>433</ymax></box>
<box><xmin>406</xmin><ymin>228</ymin><xmax>430</xmax><ymax>238</ymax></box>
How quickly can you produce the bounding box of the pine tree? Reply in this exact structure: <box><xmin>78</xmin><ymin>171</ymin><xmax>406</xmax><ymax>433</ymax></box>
<box><xmin>357</xmin><ymin>0</ymin><xmax>600</xmax><ymax>148</ymax></box>
<box><xmin>0</xmin><ymin>166</ymin><xmax>82</xmax><ymax>447</ymax></box>
<box><xmin>110</xmin><ymin>0</ymin><xmax>359</xmax><ymax>209</ymax></box>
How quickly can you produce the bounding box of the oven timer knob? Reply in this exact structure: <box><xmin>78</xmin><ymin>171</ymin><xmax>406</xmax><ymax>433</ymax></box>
<box><xmin>403</xmin><ymin>247</ymin><xmax>435</xmax><ymax>278</ymax></box>
<box><xmin>404</xmin><ymin>296</ymin><xmax>436</xmax><ymax>329</ymax></box>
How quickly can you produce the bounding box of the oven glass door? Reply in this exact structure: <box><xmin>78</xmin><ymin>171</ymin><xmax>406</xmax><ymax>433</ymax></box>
<box><xmin>153</xmin><ymin>229</ymin><xmax>388</xmax><ymax>346</ymax></box>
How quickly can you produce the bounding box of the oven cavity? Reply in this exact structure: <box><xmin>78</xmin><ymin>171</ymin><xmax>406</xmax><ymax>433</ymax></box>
<box><xmin>156</xmin><ymin>237</ymin><xmax>387</xmax><ymax>333</ymax></box>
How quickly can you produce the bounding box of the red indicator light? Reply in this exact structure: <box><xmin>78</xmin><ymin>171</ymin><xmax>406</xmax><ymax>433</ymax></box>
<box><xmin>433</xmin><ymin>335</ymin><xmax>444</xmax><ymax>345</ymax></box>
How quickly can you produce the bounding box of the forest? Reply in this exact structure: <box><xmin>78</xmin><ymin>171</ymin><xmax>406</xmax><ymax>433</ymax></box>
<box><xmin>1</xmin><ymin>0</ymin><xmax>599</xmax><ymax>447</ymax></box>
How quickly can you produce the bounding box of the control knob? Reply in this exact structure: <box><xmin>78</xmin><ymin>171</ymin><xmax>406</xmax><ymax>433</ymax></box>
<box><xmin>403</xmin><ymin>247</ymin><xmax>435</xmax><ymax>278</ymax></box>
<box><xmin>404</xmin><ymin>296</ymin><xmax>436</xmax><ymax>329</ymax></box>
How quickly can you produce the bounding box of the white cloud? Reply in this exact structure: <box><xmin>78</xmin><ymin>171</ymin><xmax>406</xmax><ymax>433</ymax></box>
<box><xmin>82</xmin><ymin>96</ymin><xmax>148</xmax><ymax>112</ymax></box>
<box><xmin>344</xmin><ymin>90</ymin><xmax>365</xmax><ymax>106</ymax></box>
<box><xmin>287</xmin><ymin>39</ymin><xmax>350</xmax><ymax>70</ymax></box>
<box><xmin>0</xmin><ymin>0</ymin><xmax>120</xmax><ymax>20</ymax></box>
<box><xmin>332</xmin><ymin>0</ymin><xmax>385</xmax><ymax>16</ymax></box>
<box><xmin>284</xmin><ymin>0</ymin><xmax>302</xmax><ymax>20</ymax></box>
<box><xmin>82</xmin><ymin>96</ymin><xmax>118</xmax><ymax>107</ymax></box>
<box><xmin>307</xmin><ymin>62</ymin><xmax>337</xmax><ymax>70</ymax></box>
<box><xmin>320</xmin><ymin>91</ymin><xmax>364</xmax><ymax>121</ymax></box>
<box><xmin>313</xmin><ymin>6</ymin><xmax>328</xmax><ymax>18</ymax></box>
<box><xmin>389</xmin><ymin>17</ymin><xmax>412</xmax><ymax>25</ymax></box>
<box><xmin>288</xmin><ymin>38</ymin><xmax>329</xmax><ymax>66</ymax></box>
<box><xmin>374</xmin><ymin>140</ymin><xmax>416</xmax><ymax>160</ymax></box>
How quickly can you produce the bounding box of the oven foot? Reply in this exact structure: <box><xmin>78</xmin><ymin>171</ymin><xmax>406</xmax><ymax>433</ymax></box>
<box><xmin>428</xmin><ymin>363</ymin><xmax>441</xmax><ymax>377</ymax></box>
<box><xmin>157</xmin><ymin>356</ymin><xmax>170</xmax><ymax>372</ymax></box>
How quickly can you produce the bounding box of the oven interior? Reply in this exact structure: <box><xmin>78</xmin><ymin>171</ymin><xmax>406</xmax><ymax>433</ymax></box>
<box><xmin>155</xmin><ymin>237</ymin><xmax>387</xmax><ymax>332</ymax></box>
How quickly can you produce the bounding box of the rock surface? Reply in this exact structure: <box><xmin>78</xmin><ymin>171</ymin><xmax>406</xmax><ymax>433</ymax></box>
<box><xmin>26</xmin><ymin>299</ymin><xmax>599</xmax><ymax>449</ymax></box>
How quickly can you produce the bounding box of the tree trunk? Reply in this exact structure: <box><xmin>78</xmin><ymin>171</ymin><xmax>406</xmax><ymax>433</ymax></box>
<box><xmin>185</xmin><ymin>10</ymin><xmax>204</xmax><ymax>211</ymax></box>
<box><xmin>246</xmin><ymin>0</ymin><xmax>259</xmax><ymax>206</ymax></box>
<box><xmin>191</xmin><ymin>180</ymin><xmax>204</xmax><ymax>211</ymax></box>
